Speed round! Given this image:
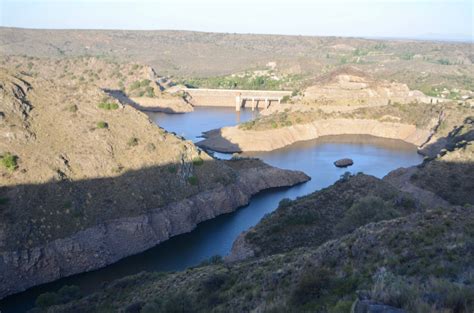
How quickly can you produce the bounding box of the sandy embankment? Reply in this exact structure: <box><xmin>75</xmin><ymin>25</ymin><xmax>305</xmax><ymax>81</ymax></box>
<box><xmin>197</xmin><ymin>119</ymin><xmax>431</xmax><ymax>153</ymax></box>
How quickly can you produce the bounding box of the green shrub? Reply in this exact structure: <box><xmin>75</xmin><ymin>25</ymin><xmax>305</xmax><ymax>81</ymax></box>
<box><xmin>145</xmin><ymin>86</ymin><xmax>155</xmax><ymax>97</ymax></box>
<box><xmin>141</xmin><ymin>302</ymin><xmax>161</xmax><ymax>313</ymax></box>
<box><xmin>129</xmin><ymin>81</ymin><xmax>141</xmax><ymax>90</ymax></box>
<box><xmin>35</xmin><ymin>286</ymin><xmax>82</xmax><ymax>309</ymax></box>
<box><xmin>290</xmin><ymin>266</ymin><xmax>332</xmax><ymax>305</ymax></box>
<box><xmin>400</xmin><ymin>52</ymin><xmax>414</xmax><ymax>60</ymax></box>
<box><xmin>0</xmin><ymin>197</ymin><xmax>9</xmax><ymax>205</ymax></box>
<box><xmin>146</xmin><ymin>143</ymin><xmax>156</xmax><ymax>152</ymax></box>
<box><xmin>127</xmin><ymin>137</ymin><xmax>139</xmax><ymax>147</ymax></box>
<box><xmin>97</xmin><ymin>121</ymin><xmax>108</xmax><ymax>129</ymax></box>
<box><xmin>140</xmin><ymin>79</ymin><xmax>151</xmax><ymax>87</ymax></box>
<box><xmin>339</xmin><ymin>171</ymin><xmax>352</xmax><ymax>181</ymax></box>
<box><xmin>35</xmin><ymin>292</ymin><xmax>59</xmax><ymax>309</ymax></box>
<box><xmin>1</xmin><ymin>153</ymin><xmax>18</xmax><ymax>171</ymax></box>
<box><xmin>167</xmin><ymin>166</ymin><xmax>177</xmax><ymax>174</ymax></box>
<box><xmin>198</xmin><ymin>255</ymin><xmax>224</xmax><ymax>267</ymax></box>
<box><xmin>335</xmin><ymin>195</ymin><xmax>400</xmax><ymax>234</ymax></box>
<box><xmin>329</xmin><ymin>300</ymin><xmax>354</xmax><ymax>313</ymax></box>
<box><xmin>192</xmin><ymin>157</ymin><xmax>204</xmax><ymax>166</ymax></box>
<box><xmin>98</xmin><ymin>102</ymin><xmax>119</xmax><ymax>110</ymax></box>
<box><xmin>57</xmin><ymin>285</ymin><xmax>81</xmax><ymax>303</ymax></box>
<box><xmin>201</xmin><ymin>273</ymin><xmax>229</xmax><ymax>293</ymax></box>
<box><xmin>188</xmin><ymin>176</ymin><xmax>198</xmax><ymax>185</ymax></box>
<box><xmin>281</xmin><ymin>95</ymin><xmax>290</xmax><ymax>103</ymax></box>
<box><xmin>437</xmin><ymin>59</ymin><xmax>451</xmax><ymax>65</ymax></box>
<box><xmin>278</xmin><ymin>198</ymin><xmax>292</xmax><ymax>209</ymax></box>
<box><xmin>160</xmin><ymin>293</ymin><xmax>194</xmax><ymax>313</ymax></box>
<box><xmin>68</xmin><ymin>104</ymin><xmax>78</xmax><ymax>113</ymax></box>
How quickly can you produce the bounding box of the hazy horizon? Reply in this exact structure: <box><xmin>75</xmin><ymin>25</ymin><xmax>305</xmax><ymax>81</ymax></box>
<box><xmin>1</xmin><ymin>0</ymin><xmax>472</xmax><ymax>42</ymax></box>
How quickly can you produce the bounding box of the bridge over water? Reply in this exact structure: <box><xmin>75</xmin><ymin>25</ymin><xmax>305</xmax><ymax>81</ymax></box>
<box><xmin>183</xmin><ymin>88</ymin><xmax>292</xmax><ymax>111</ymax></box>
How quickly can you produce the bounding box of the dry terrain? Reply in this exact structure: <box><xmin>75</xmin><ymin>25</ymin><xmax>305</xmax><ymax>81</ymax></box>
<box><xmin>0</xmin><ymin>58</ymin><xmax>308</xmax><ymax>299</ymax></box>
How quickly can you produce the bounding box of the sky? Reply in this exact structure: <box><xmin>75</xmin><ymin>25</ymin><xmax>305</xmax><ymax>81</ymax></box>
<box><xmin>0</xmin><ymin>0</ymin><xmax>472</xmax><ymax>41</ymax></box>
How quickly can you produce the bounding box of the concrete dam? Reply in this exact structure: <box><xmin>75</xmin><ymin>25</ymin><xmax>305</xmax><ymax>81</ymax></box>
<box><xmin>184</xmin><ymin>88</ymin><xmax>292</xmax><ymax>111</ymax></box>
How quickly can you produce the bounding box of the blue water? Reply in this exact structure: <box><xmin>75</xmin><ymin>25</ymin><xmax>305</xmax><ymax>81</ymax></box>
<box><xmin>0</xmin><ymin>107</ymin><xmax>423</xmax><ymax>313</ymax></box>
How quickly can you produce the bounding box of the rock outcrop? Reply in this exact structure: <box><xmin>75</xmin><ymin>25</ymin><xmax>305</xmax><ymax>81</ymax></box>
<box><xmin>334</xmin><ymin>158</ymin><xmax>353</xmax><ymax>167</ymax></box>
<box><xmin>303</xmin><ymin>67</ymin><xmax>434</xmax><ymax>106</ymax></box>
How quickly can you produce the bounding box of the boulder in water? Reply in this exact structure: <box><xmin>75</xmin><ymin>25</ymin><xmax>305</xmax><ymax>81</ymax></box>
<box><xmin>334</xmin><ymin>158</ymin><xmax>354</xmax><ymax>168</ymax></box>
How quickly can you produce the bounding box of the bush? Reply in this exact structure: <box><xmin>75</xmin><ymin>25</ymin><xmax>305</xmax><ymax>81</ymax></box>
<box><xmin>1</xmin><ymin>152</ymin><xmax>18</xmax><ymax>171</ymax></box>
<box><xmin>192</xmin><ymin>157</ymin><xmax>204</xmax><ymax>166</ymax></box>
<box><xmin>129</xmin><ymin>81</ymin><xmax>141</xmax><ymax>90</ymax></box>
<box><xmin>57</xmin><ymin>285</ymin><xmax>81</xmax><ymax>303</ymax></box>
<box><xmin>335</xmin><ymin>195</ymin><xmax>400</xmax><ymax>234</ymax></box>
<box><xmin>167</xmin><ymin>166</ymin><xmax>177</xmax><ymax>174</ymax></box>
<box><xmin>140</xmin><ymin>79</ymin><xmax>151</xmax><ymax>87</ymax></box>
<box><xmin>199</xmin><ymin>255</ymin><xmax>224</xmax><ymax>266</ymax></box>
<box><xmin>127</xmin><ymin>137</ymin><xmax>139</xmax><ymax>146</ymax></box>
<box><xmin>68</xmin><ymin>104</ymin><xmax>78</xmax><ymax>113</ymax></box>
<box><xmin>202</xmin><ymin>272</ymin><xmax>229</xmax><ymax>293</ymax></box>
<box><xmin>329</xmin><ymin>300</ymin><xmax>354</xmax><ymax>313</ymax></box>
<box><xmin>35</xmin><ymin>292</ymin><xmax>59</xmax><ymax>309</ymax></box>
<box><xmin>98</xmin><ymin>102</ymin><xmax>119</xmax><ymax>110</ymax></box>
<box><xmin>188</xmin><ymin>176</ymin><xmax>198</xmax><ymax>185</ymax></box>
<box><xmin>291</xmin><ymin>266</ymin><xmax>332</xmax><ymax>305</ymax></box>
<box><xmin>437</xmin><ymin>59</ymin><xmax>451</xmax><ymax>65</ymax></box>
<box><xmin>161</xmin><ymin>292</ymin><xmax>194</xmax><ymax>313</ymax></box>
<box><xmin>35</xmin><ymin>285</ymin><xmax>82</xmax><ymax>309</ymax></box>
<box><xmin>145</xmin><ymin>86</ymin><xmax>155</xmax><ymax>97</ymax></box>
<box><xmin>141</xmin><ymin>302</ymin><xmax>161</xmax><ymax>313</ymax></box>
<box><xmin>97</xmin><ymin>121</ymin><xmax>108</xmax><ymax>129</ymax></box>
<box><xmin>0</xmin><ymin>197</ymin><xmax>9</xmax><ymax>205</ymax></box>
<box><xmin>278</xmin><ymin>198</ymin><xmax>292</xmax><ymax>209</ymax></box>
<box><xmin>339</xmin><ymin>171</ymin><xmax>352</xmax><ymax>181</ymax></box>
<box><xmin>281</xmin><ymin>95</ymin><xmax>290</xmax><ymax>103</ymax></box>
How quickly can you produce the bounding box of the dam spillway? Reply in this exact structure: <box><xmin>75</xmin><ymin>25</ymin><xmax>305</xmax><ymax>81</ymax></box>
<box><xmin>183</xmin><ymin>88</ymin><xmax>292</xmax><ymax>111</ymax></box>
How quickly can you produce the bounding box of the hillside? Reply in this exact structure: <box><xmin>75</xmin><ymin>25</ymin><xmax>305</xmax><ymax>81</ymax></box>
<box><xmin>1</xmin><ymin>28</ymin><xmax>473</xmax><ymax>92</ymax></box>
<box><xmin>0</xmin><ymin>59</ymin><xmax>309</xmax><ymax>298</ymax></box>
<box><xmin>36</xmin><ymin>113</ymin><xmax>474</xmax><ymax>313</ymax></box>
<box><xmin>43</xmin><ymin>197</ymin><xmax>474</xmax><ymax>313</ymax></box>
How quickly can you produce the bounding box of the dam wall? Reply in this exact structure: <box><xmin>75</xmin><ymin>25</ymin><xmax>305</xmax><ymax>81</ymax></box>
<box><xmin>184</xmin><ymin>88</ymin><xmax>291</xmax><ymax>109</ymax></box>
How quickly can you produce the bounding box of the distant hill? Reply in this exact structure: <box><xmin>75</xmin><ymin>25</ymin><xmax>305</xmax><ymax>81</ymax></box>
<box><xmin>1</xmin><ymin>27</ymin><xmax>473</xmax><ymax>91</ymax></box>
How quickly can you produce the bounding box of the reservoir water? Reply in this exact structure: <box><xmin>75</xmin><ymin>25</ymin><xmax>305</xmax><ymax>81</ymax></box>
<box><xmin>0</xmin><ymin>107</ymin><xmax>423</xmax><ymax>313</ymax></box>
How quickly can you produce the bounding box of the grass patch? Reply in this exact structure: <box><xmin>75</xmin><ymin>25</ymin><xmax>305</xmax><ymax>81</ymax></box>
<box><xmin>96</xmin><ymin>121</ymin><xmax>108</xmax><ymax>129</ymax></box>
<box><xmin>98</xmin><ymin>102</ymin><xmax>119</xmax><ymax>110</ymax></box>
<box><xmin>68</xmin><ymin>104</ymin><xmax>78</xmax><ymax>113</ymax></box>
<box><xmin>127</xmin><ymin>137</ymin><xmax>139</xmax><ymax>147</ymax></box>
<box><xmin>192</xmin><ymin>157</ymin><xmax>204</xmax><ymax>166</ymax></box>
<box><xmin>35</xmin><ymin>285</ymin><xmax>82</xmax><ymax>310</ymax></box>
<box><xmin>188</xmin><ymin>176</ymin><xmax>198</xmax><ymax>185</ymax></box>
<box><xmin>0</xmin><ymin>152</ymin><xmax>18</xmax><ymax>171</ymax></box>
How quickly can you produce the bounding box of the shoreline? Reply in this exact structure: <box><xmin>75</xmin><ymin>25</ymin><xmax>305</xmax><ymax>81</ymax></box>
<box><xmin>196</xmin><ymin>118</ymin><xmax>432</xmax><ymax>154</ymax></box>
<box><xmin>0</xmin><ymin>164</ymin><xmax>309</xmax><ymax>300</ymax></box>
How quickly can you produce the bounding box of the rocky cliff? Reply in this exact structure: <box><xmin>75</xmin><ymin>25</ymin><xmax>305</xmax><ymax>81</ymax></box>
<box><xmin>0</xmin><ymin>160</ymin><xmax>308</xmax><ymax>299</ymax></box>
